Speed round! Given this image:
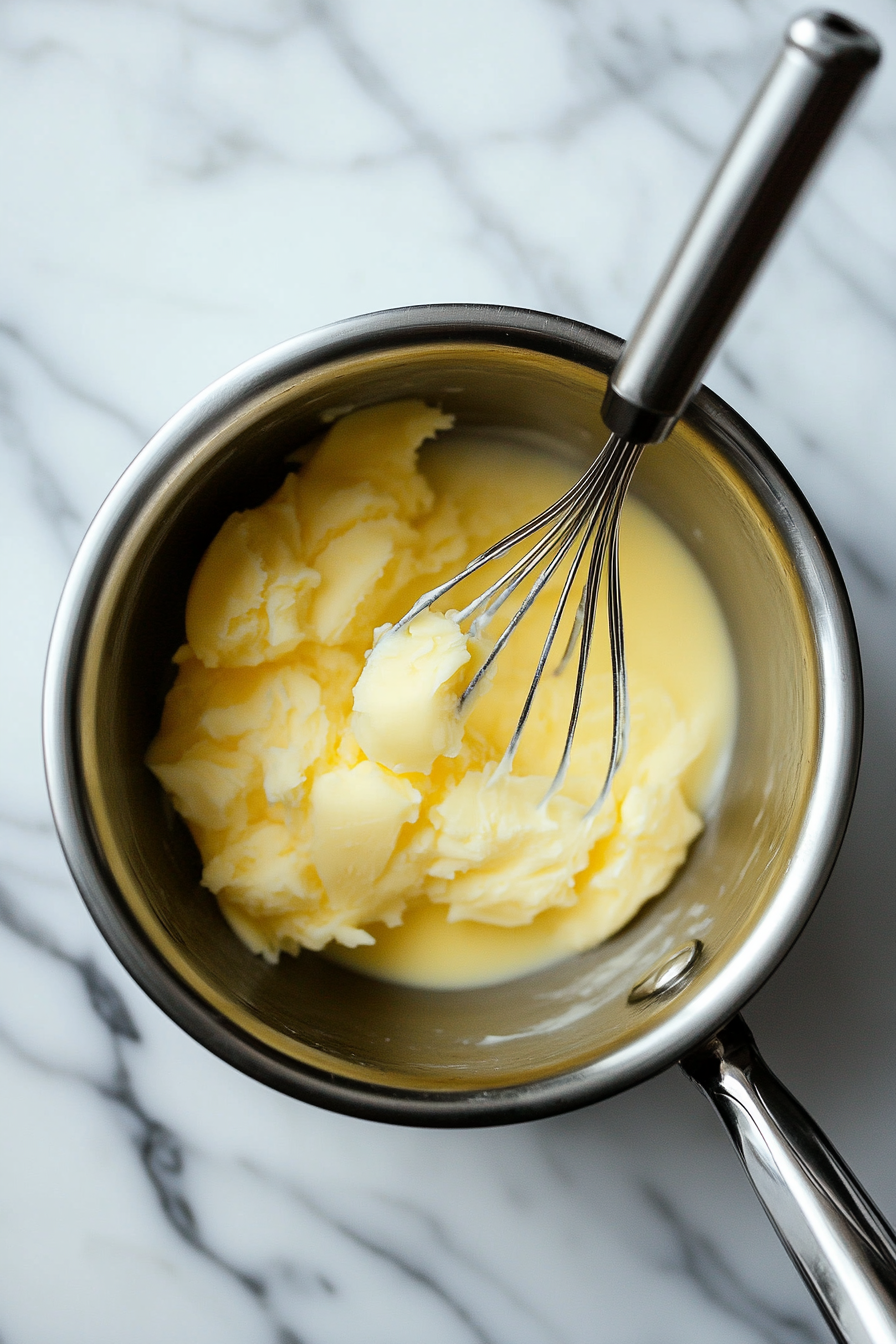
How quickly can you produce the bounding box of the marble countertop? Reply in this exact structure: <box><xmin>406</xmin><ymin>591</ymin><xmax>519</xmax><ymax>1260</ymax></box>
<box><xmin>2</xmin><ymin>2</ymin><xmax>895</xmax><ymax>1340</ymax></box>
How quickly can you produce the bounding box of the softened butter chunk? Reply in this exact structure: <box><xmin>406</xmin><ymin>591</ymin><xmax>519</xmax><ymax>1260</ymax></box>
<box><xmin>310</xmin><ymin>762</ymin><xmax>421</xmax><ymax>906</ymax></box>
<box><xmin>148</xmin><ymin>403</ymin><xmax>736</xmax><ymax>977</ymax></box>
<box><xmin>426</xmin><ymin>766</ymin><xmax>612</xmax><ymax>925</ymax></box>
<box><xmin>186</xmin><ymin>492</ymin><xmax>320</xmax><ymax>667</ymax></box>
<box><xmin>352</xmin><ymin>611</ymin><xmax>470</xmax><ymax>774</ymax></box>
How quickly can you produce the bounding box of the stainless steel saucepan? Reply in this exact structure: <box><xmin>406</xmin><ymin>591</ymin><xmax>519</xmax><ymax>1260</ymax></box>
<box><xmin>43</xmin><ymin>303</ymin><xmax>896</xmax><ymax>1342</ymax></box>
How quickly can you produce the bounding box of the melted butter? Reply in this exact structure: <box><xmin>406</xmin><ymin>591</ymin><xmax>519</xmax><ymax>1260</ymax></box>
<box><xmin>149</xmin><ymin>406</ymin><xmax>737</xmax><ymax>988</ymax></box>
<box><xmin>326</xmin><ymin>432</ymin><xmax>737</xmax><ymax>989</ymax></box>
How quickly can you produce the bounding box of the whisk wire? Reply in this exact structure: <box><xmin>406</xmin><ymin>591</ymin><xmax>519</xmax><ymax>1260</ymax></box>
<box><xmin>553</xmin><ymin>587</ymin><xmax>587</xmax><ymax>679</ymax></box>
<box><xmin>539</xmin><ymin>442</ymin><xmax>637</xmax><ymax>807</ymax></box>
<box><xmin>583</xmin><ymin>442</ymin><xmax>643</xmax><ymax>820</ymax></box>
<box><xmin>497</xmin><ymin>494</ymin><xmax>606</xmax><ymax>775</ymax></box>
<box><xmin>457</xmin><ymin>503</ymin><xmax>596</xmax><ymax>709</ymax></box>
<box><xmin>393</xmin><ymin>442</ymin><xmax>619</xmax><ymax>634</ymax></box>
<box><xmin>392</xmin><ymin>431</ymin><xmax>642</xmax><ymax>814</ymax></box>
<box><xmin>458</xmin><ymin>443</ymin><xmax>623</xmax><ymax>707</ymax></box>
<box><xmin>458</xmin><ymin>487</ymin><xmax>599</xmax><ymax>630</ymax></box>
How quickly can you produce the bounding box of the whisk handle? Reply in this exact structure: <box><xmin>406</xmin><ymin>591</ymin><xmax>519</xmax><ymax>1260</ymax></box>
<box><xmin>601</xmin><ymin>11</ymin><xmax>880</xmax><ymax>445</ymax></box>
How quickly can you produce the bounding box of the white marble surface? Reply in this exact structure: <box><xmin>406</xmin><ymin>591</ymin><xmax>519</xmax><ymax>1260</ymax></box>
<box><xmin>1</xmin><ymin>2</ymin><xmax>895</xmax><ymax>1340</ymax></box>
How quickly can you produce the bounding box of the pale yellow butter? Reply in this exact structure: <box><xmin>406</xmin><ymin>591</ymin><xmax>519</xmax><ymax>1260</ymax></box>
<box><xmin>147</xmin><ymin>400</ymin><xmax>736</xmax><ymax>984</ymax></box>
<box><xmin>352</xmin><ymin>611</ymin><xmax>471</xmax><ymax>775</ymax></box>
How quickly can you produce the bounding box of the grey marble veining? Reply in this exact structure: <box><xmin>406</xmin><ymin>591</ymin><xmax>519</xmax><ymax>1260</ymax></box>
<box><xmin>1</xmin><ymin>1</ymin><xmax>894</xmax><ymax>1340</ymax></box>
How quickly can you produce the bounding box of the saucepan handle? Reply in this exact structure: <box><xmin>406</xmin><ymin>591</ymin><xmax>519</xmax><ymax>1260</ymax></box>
<box><xmin>680</xmin><ymin>1015</ymin><xmax>896</xmax><ymax>1343</ymax></box>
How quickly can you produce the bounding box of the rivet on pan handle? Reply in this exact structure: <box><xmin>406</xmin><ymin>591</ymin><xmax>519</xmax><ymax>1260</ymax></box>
<box><xmin>628</xmin><ymin>941</ymin><xmax>702</xmax><ymax>1003</ymax></box>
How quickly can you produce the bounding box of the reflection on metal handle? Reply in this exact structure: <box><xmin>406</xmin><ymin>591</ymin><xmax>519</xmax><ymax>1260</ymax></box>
<box><xmin>681</xmin><ymin>1015</ymin><xmax>896</xmax><ymax>1344</ymax></box>
<box><xmin>601</xmin><ymin>11</ymin><xmax>881</xmax><ymax>444</ymax></box>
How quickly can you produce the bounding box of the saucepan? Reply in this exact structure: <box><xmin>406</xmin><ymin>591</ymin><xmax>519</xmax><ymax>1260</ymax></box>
<box><xmin>43</xmin><ymin>304</ymin><xmax>896</xmax><ymax>1342</ymax></box>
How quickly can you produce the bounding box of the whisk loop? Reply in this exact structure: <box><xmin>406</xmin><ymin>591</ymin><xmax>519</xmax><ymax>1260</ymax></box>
<box><xmin>393</xmin><ymin>434</ymin><xmax>642</xmax><ymax>817</ymax></box>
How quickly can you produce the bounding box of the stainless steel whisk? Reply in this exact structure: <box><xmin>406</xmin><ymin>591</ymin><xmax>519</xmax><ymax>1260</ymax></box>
<box><xmin>396</xmin><ymin>11</ymin><xmax>879</xmax><ymax>814</ymax></box>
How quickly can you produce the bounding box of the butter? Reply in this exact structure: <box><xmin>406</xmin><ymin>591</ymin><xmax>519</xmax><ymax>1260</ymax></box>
<box><xmin>147</xmin><ymin>400</ymin><xmax>737</xmax><ymax>985</ymax></box>
<box><xmin>310</xmin><ymin>762</ymin><xmax>421</xmax><ymax>921</ymax></box>
<box><xmin>352</xmin><ymin>611</ymin><xmax>471</xmax><ymax>775</ymax></box>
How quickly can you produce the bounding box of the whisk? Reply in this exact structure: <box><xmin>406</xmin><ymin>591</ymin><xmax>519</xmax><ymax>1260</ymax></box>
<box><xmin>396</xmin><ymin>11</ymin><xmax>879</xmax><ymax>815</ymax></box>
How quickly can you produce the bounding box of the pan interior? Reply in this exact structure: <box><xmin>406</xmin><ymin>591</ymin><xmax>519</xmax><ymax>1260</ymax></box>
<box><xmin>78</xmin><ymin>342</ymin><xmax>817</xmax><ymax>1092</ymax></box>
